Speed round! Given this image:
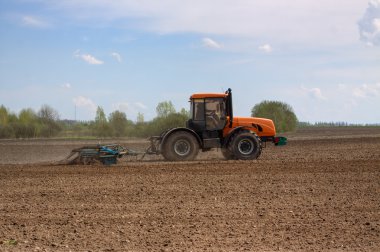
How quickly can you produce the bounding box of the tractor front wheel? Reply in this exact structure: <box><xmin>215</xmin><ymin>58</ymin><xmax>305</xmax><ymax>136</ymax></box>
<box><xmin>162</xmin><ymin>131</ymin><xmax>199</xmax><ymax>161</ymax></box>
<box><xmin>229</xmin><ymin>132</ymin><xmax>262</xmax><ymax>160</ymax></box>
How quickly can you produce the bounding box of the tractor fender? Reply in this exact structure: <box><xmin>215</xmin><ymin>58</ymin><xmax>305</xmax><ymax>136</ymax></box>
<box><xmin>223</xmin><ymin>126</ymin><xmax>252</xmax><ymax>147</ymax></box>
<box><xmin>159</xmin><ymin>127</ymin><xmax>202</xmax><ymax>152</ymax></box>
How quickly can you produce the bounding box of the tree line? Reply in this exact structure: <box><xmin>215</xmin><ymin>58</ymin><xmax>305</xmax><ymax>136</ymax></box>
<box><xmin>5</xmin><ymin>100</ymin><xmax>373</xmax><ymax>139</ymax></box>
<box><xmin>0</xmin><ymin>101</ymin><xmax>189</xmax><ymax>139</ymax></box>
<box><xmin>0</xmin><ymin>105</ymin><xmax>62</xmax><ymax>138</ymax></box>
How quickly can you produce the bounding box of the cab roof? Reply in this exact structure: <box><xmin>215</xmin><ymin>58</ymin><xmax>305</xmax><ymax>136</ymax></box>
<box><xmin>190</xmin><ymin>93</ymin><xmax>228</xmax><ymax>99</ymax></box>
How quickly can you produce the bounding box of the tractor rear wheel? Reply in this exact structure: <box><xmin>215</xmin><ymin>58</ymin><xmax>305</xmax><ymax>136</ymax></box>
<box><xmin>162</xmin><ymin>131</ymin><xmax>199</xmax><ymax>161</ymax></box>
<box><xmin>229</xmin><ymin>132</ymin><xmax>262</xmax><ymax>160</ymax></box>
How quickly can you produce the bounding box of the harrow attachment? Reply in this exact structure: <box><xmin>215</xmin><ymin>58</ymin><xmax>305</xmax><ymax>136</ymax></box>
<box><xmin>59</xmin><ymin>144</ymin><xmax>137</xmax><ymax>165</ymax></box>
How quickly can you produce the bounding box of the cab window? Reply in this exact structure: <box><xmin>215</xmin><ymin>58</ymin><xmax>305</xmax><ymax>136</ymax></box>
<box><xmin>205</xmin><ymin>98</ymin><xmax>226</xmax><ymax>130</ymax></box>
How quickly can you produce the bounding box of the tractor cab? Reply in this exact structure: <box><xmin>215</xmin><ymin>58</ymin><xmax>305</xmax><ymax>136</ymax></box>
<box><xmin>187</xmin><ymin>91</ymin><xmax>231</xmax><ymax>133</ymax></box>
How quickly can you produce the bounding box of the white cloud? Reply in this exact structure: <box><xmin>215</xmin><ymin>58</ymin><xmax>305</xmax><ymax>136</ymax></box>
<box><xmin>35</xmin><ymin>0</ymin><xmax>367</xmax><ymax>47</ymax></box>
<box><xmin>202</xmin><ymin>38</ymin><xmax>222</xmax><ymax>49</ymax></box>
<box><xmin>374</xmin><ymin>18</ymin><xmax>380</xmax><ymax>31</ymax></box>
<box><xmin>60</xmin><ymin>83</ymin><xmax>71</xmax><ymax>89</ymax></box>
<box><xmin>80</xmin><ymin>54</ymin><xmax>104</xmax><ymax>65</ymax></box>
<box><xmin>110</xmin><ymin>52</ymin><xmax>122</xmax><ymax>62</ymax></box>
<box><xmin>370</xmin><ymin>0</ymin><xmax>380</xmax><ymax>8</ymax></box>
<box><xmin>258</xmin><ymin>44</ymin><xmax>273</xmax><ymax>53</ymax></box>
<box><xmin>74</xmin><ymin>50</ymin><xmax>104</xmax><ymax>65</ymax></box>
<box><xmin>22</xmin><ymin>15</ymin><xmax>51</xmax><ymax>28</ymax></box>
<box><xmin>358</xmin><ymin>0</ymin><xmax>380</xmax><ymax>46</ymax></box>
<box><xmin>73</xmin><ymin>96</ymin><xmax>97</xmax><ymax>112</ymax></box>
<box><xmin>353</xmin><ymin>83</ymin><xmax>380</xmax><ymax>98</ymax></box>
<box><xmin>301</xmin><ymin>86</ymin><xmax>327</xmax><ymax>100</ymax></box>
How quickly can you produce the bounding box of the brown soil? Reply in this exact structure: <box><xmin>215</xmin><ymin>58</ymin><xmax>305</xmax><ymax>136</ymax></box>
<box><xmin>1</xmin><ymin>127</ymin><xmax>379</xmax><ymax>251</ymax></box>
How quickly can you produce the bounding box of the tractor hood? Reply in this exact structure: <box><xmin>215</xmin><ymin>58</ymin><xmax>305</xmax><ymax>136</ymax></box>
<box><xmin>232</xmin><ymin>116</ymin><xmax>276</xmax><ymax>137</ymax></box>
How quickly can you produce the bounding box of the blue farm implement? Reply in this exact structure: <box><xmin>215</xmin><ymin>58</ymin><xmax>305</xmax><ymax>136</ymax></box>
<box><xmin>61</xmin><ymin>144</ymin><xmax>136</xmax><ymax>165</ymax></box>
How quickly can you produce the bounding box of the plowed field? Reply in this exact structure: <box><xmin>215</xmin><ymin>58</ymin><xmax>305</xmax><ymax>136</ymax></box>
<box><xmin>1</xmin><ymin>127</ymin><xmax>379</xmax><ymax>251</ymax></box>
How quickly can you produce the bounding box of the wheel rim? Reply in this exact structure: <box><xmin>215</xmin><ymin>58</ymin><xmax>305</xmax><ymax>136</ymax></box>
<box><xmin>238</xmin><ymin>139</ymin><xmax>254</xmax><ymax>155</ymax></box>
<box><xmin>174</xmin><ymin>139</ymin><xmax>191</xmax><ymax>156</ymax></box>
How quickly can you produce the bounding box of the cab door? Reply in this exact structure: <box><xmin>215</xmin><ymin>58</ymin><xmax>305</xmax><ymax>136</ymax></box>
<box><xmin>187</xmin><ymin>98</ymin><xmax>206</xmax><ymax>132</ymax></box>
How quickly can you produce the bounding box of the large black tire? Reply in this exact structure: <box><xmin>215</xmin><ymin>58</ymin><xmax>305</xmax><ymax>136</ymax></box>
<box><xmin>162</xmin><ymin>131</ymin><xmax>199</xmax><ymax>161</ymax></box>
<box><xmin>228</xmin><ymin>132</ymin><xmax>262</xmax><ymax>160</ymax></box>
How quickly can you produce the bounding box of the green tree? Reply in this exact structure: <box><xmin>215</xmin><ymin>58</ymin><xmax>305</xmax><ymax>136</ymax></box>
<box><xmin>14</xmin><ymin>108</ymin><xmax>39</xmax><ymax>138</ymax></box>
<box><xmin>37</xmin><ymin>105</ymin><xmax>62</xmax><ymax>137</ymax></box>
<box><xmin>137</xmin><ymin>112</ymin><xmax>144</xmax><ymax>124</ymax></box>
<box><xmin>0</xmin><ymin>105</ymin><xmax>9</xmax><ymax>126</ymax></box>
<box><xmin>251</xmin><ymin>101</ymin><xmax>298</xmax><ymax>132</ymax></box>
<box><xmin>156</xmin><ymin>101</ymin><xmax>176</xmax><ymax>118</ymax></box>
<box><xmin>18</xmin><ymin>108</ymin><xmax>36</xmax><ymax>124</ymax></box>
<box><xmin>147</xmin><ymin>112</ymin><xmax>188</xmax><ymax>136</ymax></box>
<box><xmin>109</xmin><ymin>110</ymin><xmax>128</xmax><ymax>137</ymax></box>
<box><xmin>93</xmin><ymin>106</ymin><xmax>110</xmax><ymax>137</ymax></box>
<box><xmin>95</xmin><ymin>106</ymin><xmax>107</xmax><ymax>124</ymax></box>
<box><xmin>179</xmin><ymin>108</ymin><xmax>190</xmax><ymax>118</ymax></box>
<box><xmin>0</xmin><ymin>105</ymin><xmax>15</xmax><ymax>138</ymax></box>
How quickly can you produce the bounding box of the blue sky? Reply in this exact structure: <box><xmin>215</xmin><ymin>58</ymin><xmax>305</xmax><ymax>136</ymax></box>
<box><xmin>0</xmin><ymin>0</ymin><xmax>379</xmax><ymax>123</ymax></box>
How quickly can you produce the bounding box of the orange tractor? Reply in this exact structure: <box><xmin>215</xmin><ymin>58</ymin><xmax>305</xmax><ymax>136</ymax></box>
<box><xmin>147</xmin><ymin>88</ymin><xmax>286</xmax><ymax>161</ymax></box>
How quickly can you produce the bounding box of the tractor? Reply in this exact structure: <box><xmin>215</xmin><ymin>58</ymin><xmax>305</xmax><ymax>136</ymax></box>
<box><xmin>147</xmin><ymin>88</ymin><xmax>286</xmax><ymax>161</ymax></box>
